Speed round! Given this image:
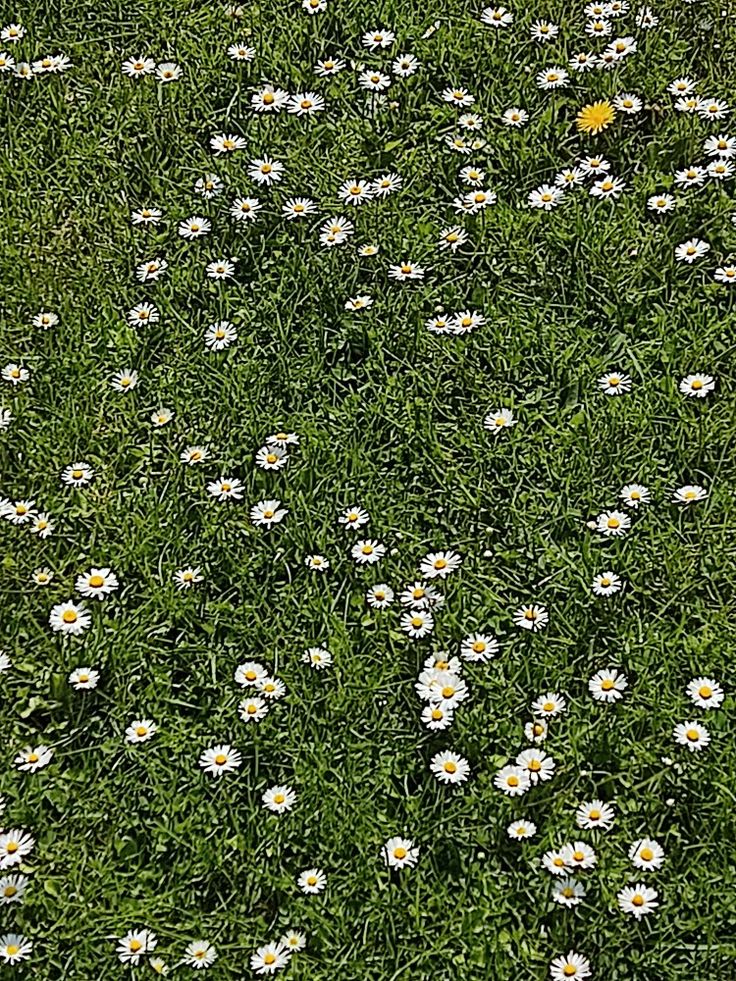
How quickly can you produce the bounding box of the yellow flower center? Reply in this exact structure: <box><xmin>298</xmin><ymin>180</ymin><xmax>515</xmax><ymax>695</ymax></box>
<box><xmin>63</xmin><ymin>610</ymin><xmax>78</xmax><ymax>623</ymax></box>
<box><xmin>601</xmin><ymin>679</ymin><xmax>614</xmax><ymax>691</ymax></box>
<box><xmin>507</xmin><ymin>775</ymin><xmax>519</xmax><ymax>787</ymax></box>
<box><xmin>443</xmin><ymin>761</ymin><xmax>457</xmax><ymax>773</ymax></box>
<box><xmin>640</xmin><ymin>847</ymin><xmax>654</xmax><ymax>861</ymax></box>
<box><xmin>136</xmin><ymin>726</ymin><xmax>148</xmax><ymax>737</ymax></box>
<box><xmin>698</xmin><ymin>685</ymin><xmax>712</xmax><ymax>698</ymax></box>
<box><xmin>214</xmin><ymin>753</ymin><xmax>227</xmax><ymax>764</ymax></box>
<box><xmin>89</xmin><ymin>575</ymin><xmax>105</xmax><ymax>588</ymax></box>
<box><xmin>686</xmin><ymin>728</ymin><xmax>700</xmax><ymax>741</ymax></box>
<box><xmin>393</xmin><ymin>847</ymin><xmax>407</xmax><ymax>859</ymax></box>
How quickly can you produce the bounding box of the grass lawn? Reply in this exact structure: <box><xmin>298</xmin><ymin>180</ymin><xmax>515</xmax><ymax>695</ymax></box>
<box><xmin>1</xmin><ymin>0</ymin><xmax>736</xmax><ymax>977</ymax></box>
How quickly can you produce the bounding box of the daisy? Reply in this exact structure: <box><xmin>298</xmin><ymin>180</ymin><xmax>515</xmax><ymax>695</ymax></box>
<box><xmin>704</xmin><ymin>134</ymin><xmax>736</xmax><ymax>158</ymax></box>
<box><xmin>250</xmin><ymin>500</ymin><xmax>288</xmax><ymax>527</ymax></box>
<box><xmin>2</xmin><ymin>363</ymin><xmax>29</xmax><ymax>385</ymax></box>
<box><xmin>543</xmin><ymin>849</ymin><xmax>571</xmax><ymax>876</ymax></box>
<box><xmin>358</xmin><ymin>70</ymin><xmax>391</xmax><ymax>91</ymax></box>
<box><xmin>452</xmin><ymin>309</ymin><xmax>484</xmax><ymax>334</ymax></box>
<box><xmin>0</xmin><ymin>831</ymin><xmax>34</xmax><ymax>869</ymax></box>
<box><xmin>178</xmin><ymin>216</ymin><xmax>211</xmax><ymax>239</ymax></box>
<box><xmin>351</xmin><ymin>539</ymin><xmax>386</xmax><ymax>564</ymax></box>
<box><xmin>679</xmin><ymin>374</ymin><xmax>715</xmax><ymax>398</ymax></box>
<box><xmin>183</xmin><ymin>940</ymin><xmax>217</xmax><ymax>969</ymax></box>
<box><xmin>75</xmin><ymin>568</ymin><xmax>119</xmax><ymax>600</ymax></box>
<box><xmin>388</xmin><ymin>261</ymin><xmax>425</xmax><ymax>281</ymax></box>
<box><xmin>673</xmin><ymin>485</ymin><xmax>707</xmax><ymax>504</ymax></box>
<box><xmin>156</xmin><ymin>62</ymin><xmax>182</xmax><ymax>82</ymax></box>
<box><xmin>562</xmin><ymin>841</ymin><xmax>597</xmax><ymax>870</ymax></box>
<box><xmin>460</xmin><ymin>633</ymin><xmax>499</xmax><ymax>663</ymax></box>
<box><xmin>238</xmin><ymin>696</ymin><xmax>268</xmax><ymax>722</ymax></box>
<box><xmin>195</xmin><ymin>174</ymin><xmax>224</xmax><ymax>198</ymax></box>
<box><xmin>707</xmin><ymin>160</ymin><xmax>733</xmax><ymax>180</ymax></box>
<box><xmin>125</xmin><ymin>720</ymin><xmax>158</xmax><ymax>743</ymax></box>
<box><xmin>421</xmin><ymin>704</ymin><xmax>454</xmax><ymax>730</ymax></box>
<box><xmin>280</xmin><ymin>932</ymin><xmax>306</xmax><ymax>953</ymax></box>
<box><xmin>629</xmin><ymin>838</ymin><xmax>665</xmax><ymax>870</ymax></box>
<box><xmin>297</xmin><ymin>868</ymin><xmax>326</xmax><ymax>893</ymax></box>
<box><xmin>282</xmin><ymin>197</ymin><xmax>317</xmax><ymax>220</ymax></box>
<box><xmin>675</xmin><ymin>238</ymin><xmax>710</xmax><ymax>263</ymax></box>
<box><xmin>673</xmin><ymin>721</ymin><xmax>710</xmax><ymax>751</ymax></box>
<box><xmin>686</xmin><ymin>677</ymin><xmax>724</xmax><ymax>709</ymax></box>
<box><xmin>136</xmin><ymin>257</ymin><xmax>168</xmax><ymax>282</ymax></box>
<box><xmin>401</xmin><ymin>610</ymin><xmax>434</xmax><ymax>639</ymax></box>
<box><xmin>122</xmin><ymin>56</ymin><xmax>156</xmax><ymax>77</ymax></box>
<box><xmin>210</xmin><ymin>133</ymin><xmax>247</xmax><ymax>154</ymax></box>
<box><xmin>288</xmin><ymin>92</ymin><xmax>325</xmax><ymax>115</ymax></box>
<box><xmin>255</xmin><ymin>445</ymin><xmax>288</xmax><ymax>470</ymax></box>
<box><xmin>131</xmin><ymin>206</ymin><xmax>162</xmax><ymax>225</ymax></box>
<box><xmin>532</xmin><ymin>692</ymin><xmax>567</xmax><ymax>717</ymax></box>
<box><xmin>528</xmin><ymin>184</ymin><xmax>565</xmax><ymax>210</ymax></box>
<box><xmin>516</xmin><ymin>748</ymin><xmax>555</xmax><ymax>784</ymax></box>
<box><xmin>549</xmin><ymin>952</ymin><xmax>592</xmax><ymax>980</ymax></box>
<box><xmin>592</xmin><ymin>571</ymin><xmax>622</xmax><ymax>596</ymax></box>
<box><xmin>205</xmin><ymin>320</ymin><xmax>238</xmax><ymax>350</ymax></box>
<box><xmin>536</xmin><ymin>67</ymin><xmax>569</xmax><ymax>90</ymax></box>
<box><xmin>620</xmin><ymin>483</ymin><xmax>650</xmax><ymax>508</ymax></box>
<box><xmin>715</xmin><ymin>266</ymin><xmax>736</xmax><ymax>284</ymax></box>
<box><xmin>301</xmin><ymin>647</ymin><xmax>332</xmax><ymax>669</ymax></box>
<box><xmin>588</xmin><ymin>668</ymin><xmax>628</xmax><ymax>702</ymax></box>
<box><xmin>314</xmin><ymin>56</ymin><xmax>346</xmax><ymax>76</ymax></box>
<box><xmin>251</xmin><ymin>86</ymin><xmax>289</xmax><ymax>113</ymax></box>
<box><xmin>174</xmin><ymin>567</ymin><xmax>203</xmax><ymax>589</ymax></box>
<box><xmin>674</xmin><ymin>166</ymin><xmax>706</xmax><ymax>188</ymax></box>
<box><xmin>362</xmin><ymin>28</ymin><xmax>396</xmax><ymax>50</ymax></box>
<box><xmin>339</xmin><ymin>506</ymin><xmax>370</xmax><ymax>529</ymax></box>
<box><xmin>698</xmin><ymin>99</ymin><xmax>730</xmax><ymax>120</ymax></box>
<box><xmin>14</xmin><ymin>746</ymin><xmax>53</xmax><ymax>772</ymax></box>
<box><xmin>524</xmin><ymin>719</ymin><xmax>548</xmax><ymax>742</ymax></box>
<box><xmin>0</xmin><ymin>874</ymin><xmax>28</xmax><ymax>904</ymax></box>
<box><xmin>552</xmin><ymin>878</ymin><xmax>586</xmax><ymax>907</ymax></box>
<box><xmin>383</xmin><ymin>837</ymin><xmax>420</xmax><ymax>869</ymax></box>
<box><xmin>199</xmin><ymin>744</ymin><xmax>242</xmax><ymax>776</ymax></box>
<box><xmin>305</xmin><ymin>554</ymin><xmax>329</xmax><ymax>572</ymax></box>
<box><xmin>576</xmin><ymin>800</ymin><xmax>615</xmax><ymax>830</ymax></box>
<box><xmin>366</xmin><ymin>584</ymin><xmax>394</xmax><ymax>608</ymax></box>
<box><xmin>507</xmin><ymin>820</ymin><xmax>536</xmax><ymax>840</ymax></box>
<box><xmin>484</xmin><ymin>408</ymin><xmax>516</xmax><ymax>434</ymax></box>
<box><xmin>345</xmin><ymin>294</ymin><xmax>373</xmax><ymax>311</ymax></box>
<box><xmin>207</xmin><ymin>477</ymin><xmax>244</xmax><ymax>502</ymax></box>
<box><xmin>494</xmin><ymin>765</ymin><xmax>531</xmax><ymax>796</ymax></box>
<box><xmin>250</xmin><ymin>943</ymin><xmax>290</xmax><ymax>974</ymax></box>
<box><xmin>595</xmin><ymin>510</ymin><xmax>631</xmax><ymax>536</ymax></box>
<box><xmin>613</xmin><ymin>93</ymin><xmax>642</xmax><ymax>113</ymax></box>
<box><xmin>116</xmin><ymin>929</ymin><xmax>157</xmax><ymax>964</ymax></box>
<box><xmin>430</xmin><ymin>750</ymin><xmax>470</xmax><ymax>785</ymax></box>
<box><xmin>227</xmin><ymin>42</ymin><xmax>255</xmax><ymax>61</ymax></box>
<box><xmin>668</xmin><ymin>77</ymin><xmax>697</xmax><ymax>96</ymax></box>
<box><xmin>257</xmin><ymin>677</ymin><xmax>287</xmax><ymax>700</ymax></box>
<box><xmin>248</xmin><ymin>158</ymin><xmax>284</xmax><ymax>187</ymax></box>
<box><xmin>420</xmin><ymin>549</ymin><xmax>462</xmax><ymax>579</ymax></box>
<box><xmin>68</xmin><ymin>667</ymin><xmax>99</xmax><ymax>690</ymax></box>
<box><xmin>480</xmin><ymin>7</ymin><xmax>513</xmax><ymax>27</ymax></box>
<box><xmin>598</xmin><ymin>370</ymin><xmax>631</xmax><ymax>394</ymax></box>
<box><xmin>127</xmin><ymin>302</ymin><xmax>159</xmax><ymax>327</ymax></box>
<box><xmin>647</xmin><ymin>193</ymin><xmax>675</xmax><ymax>213</ymax></box>
<box><xmin>569</xmin><ymin>52</ymin><xmax>597</xmax><ymax>72</ymax></box>
<box><xmin>556</xmin><ymin>167</ymin><xmax>585</xmax><ymax>188</ymax></box>
<box><xmin>49</xmin><ymin>601</ymin><xmax>91</xmax><ymax>635</ymax></box>
<box><xmin>0</xmin><ymin>934</ymin><xmax>32</xmax><ymax>965</ymax></box>
<box><xmin>590</xmin><ymin>175</ymin><xmax>626</xmax><ymax>199</ymax></box>
<box><xmin>618</xmin><ymin>883</ymin><xmax>659</xmax><ymax>918</ymax></box>
<box><xmin>262</xmin><ymin>785</ymin><xmax>297</xmax><ymax>813</ymax></box>
<box><xmin>234</xmin><ymin>661</ymin><xmax>268</xmax><ymax>686</ymax></box>
<box><xmin>392</xmin><ymin>54</ymin><xmax>420</xmax><ymax>77</ymax></box>
<box><xmin>372</xmin><ymin>173</ymin><xmax>402</xmax><ymax>196</ymax></box>
<box><xmin>442</xmin><ymin>87</ymin><xmax>475</xmax><ymax>107</ymax></box>
<box><xmin>512</xmin><ymin>604</ymin><xmax>549</xmax><ymax>632</ymax></box>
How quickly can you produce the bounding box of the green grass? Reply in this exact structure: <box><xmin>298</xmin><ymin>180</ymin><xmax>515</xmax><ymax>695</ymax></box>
<box><xmin>2</xmin><ymin>0</ymin><xmax>736</xmax><ymax>977</ymax></box>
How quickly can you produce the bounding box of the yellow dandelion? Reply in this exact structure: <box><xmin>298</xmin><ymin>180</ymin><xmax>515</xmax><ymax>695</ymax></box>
<box><xmin>576</xmin><ymin>100</ymin><xmax>616</xmax><ymax>135</ymax></box>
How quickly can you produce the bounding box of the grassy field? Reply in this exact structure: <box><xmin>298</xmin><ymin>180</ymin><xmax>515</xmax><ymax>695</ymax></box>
<box><xmin>1</xmin><ymin>0</ymin><xmax>736</xmax><ymax>977</ymax></box>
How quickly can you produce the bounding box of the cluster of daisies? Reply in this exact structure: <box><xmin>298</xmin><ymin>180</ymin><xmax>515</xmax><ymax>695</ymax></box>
<box><xmin>0</xmin><ymin>21</ymin><xmax>71</xmax><ymax>79</ymax></box>
<box><xmin>112</xmin><ymin>927</ymin><xmax>308</xmax><ymax>975</ymax></box>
